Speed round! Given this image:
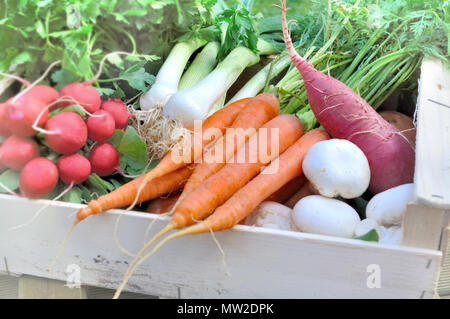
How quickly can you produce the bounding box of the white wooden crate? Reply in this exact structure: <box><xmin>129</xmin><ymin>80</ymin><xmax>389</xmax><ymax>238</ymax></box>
<box><xmin>0</xmin><ymin>58</ymin><xmax>449</xmax><ymax>298</ymax></box>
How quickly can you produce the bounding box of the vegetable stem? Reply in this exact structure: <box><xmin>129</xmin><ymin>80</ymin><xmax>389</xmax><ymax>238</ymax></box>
<box><xmin>228</xmin><ymin>54</ymin><xmax>291</xmax><ymax>103</ymax></box>
<box><xmin>178</xmin><ymin>42</ymin><xmax>220</xmax><ymax>91</ymax></box>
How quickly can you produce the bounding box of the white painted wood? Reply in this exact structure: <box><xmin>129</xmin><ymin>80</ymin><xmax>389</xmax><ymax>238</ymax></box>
<box><xmin>18</xmin><ymin>275</ymin><xmax>87</xmax><ymax>299</ymax></box>
<box><xmin>0</xmin><ymin>194</ymin><xmax>442</xmax><ymax>299</ymax></box>
<box><xmin>438</xmin><ymin>223</ymin><xmax>450</xmax><ymax>296</ymax></box>
<box><xmin>0</xmin><ymin>275</ymin><xmax>18</xmax><ymax>299</ymax></box>
<box><xmin>401</xmin><ymin>205</ymin><xmax>446</xmax><ymax>250</ymax></box>
<box><xmin>413</xmin><ymin>58</ymin><xmax>450</xmax><ymax>209</ymax></box>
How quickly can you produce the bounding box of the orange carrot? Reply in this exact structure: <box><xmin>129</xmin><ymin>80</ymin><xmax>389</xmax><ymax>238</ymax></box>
<box><xmin>171</xmin><ymin>114</ymin><xmax>303</xmax><ymax>227</ymax></box>
<box><xmin>147</xmin><ymin>114</ymin><xmax>302</xmax><ymax>242</ymax></box>
<box><xmin>76</xmin><ymin>166</ymin><xmax>192</xmax><ymax>220</ymax></box>
<box><xmin>184</xmin><ymin>93</ymin><xmax>280</xmax><ymax>194</ymax></box>
<box><xmin>146</xmin><ymin>193</ymin><xmax>181</xmax><ymax>214</ymax></box>
<box><xmin>178</xmin><ymin>129</ymin><xmax>330</xmax><ymax>232</ymax></box>
<box><xmin>164</xmin><ymin>93</ymin><xmax>280</xmax><ymax>221</ymax></box>
<box><xmin>114</xmin><ymin>114</ymin><xmax>303</xmax><ymax>296</ymax></box>
<box><xmin>127</xmin><ymin>97</ymin><xmax>252</xmax><ymax>210</ymax></box>
<box><xmin>113</xmin><ymin>128</ymin><xmax>329</xmax><ymax>298</ymax></box>
<box><xmin>264</xmin><ymin>174</ymin><xmax>307</xmax><ymax>203</ymax></box>
<box><xmin>284</xmin><ymin>181</ymin><xmax>318</xmax><ymax>209</ymax></box>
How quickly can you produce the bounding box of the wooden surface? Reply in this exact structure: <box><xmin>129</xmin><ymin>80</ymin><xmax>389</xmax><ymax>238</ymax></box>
<box><xmin>0</xmin><ymin>194</ymin><xmax>442</xmax><ymax>299</ymax></box>
<box><xmin>0</xmin><ymin>275</ymin><xmax>19</xmax><ymax>298</ymax></box>
<box><xmin>438</xmin><ymin>225</ymin><xmax>450</xmax><ymax>296</ymax></box>
<box><xmin>17</xmin><ymin>275</ymin><xmax>87</xmax><ymax>299</ymax></box>
<box><xmin>413</xmin><ymin>58</ymin><xmax>450</xmax><ymax>209</ymax></box>
<box><xmin>0</xmin><ymin>274</ymin><xmax>158</xmax><ymax>299</ymax></box>
<box><xmin>401</xmin><ymin>205</ymin><xmax>447</xmax><ymax>250</ymax></box>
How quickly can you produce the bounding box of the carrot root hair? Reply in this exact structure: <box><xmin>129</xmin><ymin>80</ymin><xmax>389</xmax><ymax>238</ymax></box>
<box><xmin>113</xmin><ymin>223</ymin><xmax>206</xmax><ymax>299</ymax></box>
<box><xmin>122</xmin><ymin>222</ymin><xmax>175</xmax><ymax>279</ymax></box>
<box><xmin>48</xmin><ymin>219</ymin><xmax>79</xmax><ymax>273</ymax></box>
<box><xmin>143</xmin><ymin>195</ymin><xmax>183</xmax><ymax>242</ymax></box>
<box><xmin>208</xmin><ymin>226</ymin><xmax>230</xmax><ymax>277</ymax></box>
<box><xmin>113</xmin><ymin>213</ymin><xmax>138</xmax><ymax>257</ymax></box>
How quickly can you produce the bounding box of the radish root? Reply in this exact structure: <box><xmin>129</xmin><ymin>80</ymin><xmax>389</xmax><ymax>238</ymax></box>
<box><xmin>347</xmin><ymin>128</ymin><xmax>389</xmax><ymax>142</ymax></box>
<box><xmin>9</xmin><ymin>182</ymin><xmax>74</xmax><ymax>231</ymax></box>
<box><xmin>0</xmin><ymin>72</ymin><xmax>30</xmax><ymax>87</ymax></box>
<box><xmin>0</xmin><ymin>181</ymin><xmax>21</xmax><ymax>196</ymax></box>
<box><xmin>12</xmin><ymin>61</ymin><xmax>61</xmax><ymax>103</ymax></box>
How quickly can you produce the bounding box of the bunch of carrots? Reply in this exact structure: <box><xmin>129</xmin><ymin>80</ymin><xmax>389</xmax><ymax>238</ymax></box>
<box><xmin>62</xmin><ymin>91</ymin><xmax>329</xmax><ymax>298</ymax></box>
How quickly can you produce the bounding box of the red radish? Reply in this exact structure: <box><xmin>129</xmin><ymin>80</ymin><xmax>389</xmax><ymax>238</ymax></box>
<box><xmin>101</xmin><ymin>99</ymin><xmax>133</xmax><ymax>129</ymax></box>
<box><xmin>59</xmin><ymin>82</ymin><xmax>101</xmax><ymax>113</ymax></box>
<box><xmin>281</xmin><ymin>0</ymin><xmax>415</xmax><ymax>194</ymax></box>
<box><xmin>86</xmin><ymin>110</ymin><xmax>116</xmax><ymax>142</ymax></box>
<box><xmin>25</xmin><ymin>85</ymin><xmax>60</xmax><ymax>107</ymax></box>
<box><xmin>57</xmin><ymin>154</ymin><xmax>91</xmax><ymax>185</ymax></box>
<box><xmin>0</xmin><ymin>103</ymin><xmax>12</xmax><ymax>137</ymax></box>
<box><xmin>20</xmin><ymin>157</ymin><xmax>58</xmax><ymax>198</ymax></box>
<box><xmin>44</xmin><ymin>112</ymin><xmax>88</xmax><ymax>154</ymax></box>
<box><xmin>0</xmin><ymin>135</ymin><xmax>40</xmax><ymax>170</ymax></box>
<box><xmin>5</xmin><ymin>95</ymin><xmax>48</xmax><ymax>137</ymax></box>
<box><xmin>88</xmin><ymin>143</ymin><xmax>120</xmax><ymax>177</ymax></box>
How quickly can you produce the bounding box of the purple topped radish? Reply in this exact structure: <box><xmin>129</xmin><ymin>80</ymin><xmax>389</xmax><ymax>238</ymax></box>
<box><xmin>281</xmin><ymin>0</ymin><xmax>415</xmax><ymax>194</ymax></box>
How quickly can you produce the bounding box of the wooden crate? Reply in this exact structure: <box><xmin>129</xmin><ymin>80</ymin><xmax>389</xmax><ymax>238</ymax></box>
<box><xmin>0</xmin><ymin>58</ymin><xmax>449</xmax><ymax>298</ymax></box>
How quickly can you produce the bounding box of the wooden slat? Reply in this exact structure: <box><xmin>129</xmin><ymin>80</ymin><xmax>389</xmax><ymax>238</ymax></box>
<box><xmin>401</xmin><ymin>205</ymin><xmax>446</xmax><ymax>250</ymax></box>
<box><xmin>413</xmin><ymin>58</ymin><xmax>450</xmax><ymax>209</ymax></box>
<box><xmin>0</xmin><ymin>275</ymin><xmax>18</xmax><ymax>299</ymax></box>
<box><xmin>17</xmin><ymin>275</ymin><xmax>87</xmax><ymax>299</ymax></box>
<box><xmin>0</xmin><ymin>194</ymin><xmax>442</xmax><ymax>299</ymax></box>
<box><xmin>438</xmin><ymin>223</ymin><xmax>450</xmax><ymax>296</ymax></box>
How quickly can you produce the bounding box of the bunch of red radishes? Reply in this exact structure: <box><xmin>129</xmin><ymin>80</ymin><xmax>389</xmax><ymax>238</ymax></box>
<box><xmin>0</xmin><ymin>82</ymin><xmax>134</xmax><ymax>199</ymax></box>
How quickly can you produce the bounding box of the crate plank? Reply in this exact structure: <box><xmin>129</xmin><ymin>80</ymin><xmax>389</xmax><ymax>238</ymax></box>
<box><xmin>17</xmin><ymin>275</ymin><xmax>87</xmax><ymax>299</ymax></box>
<box><xmin>0</xmin><ymin>275</ymin><xmax>18</xmax><ymax>299</ymax></box>
<box><xmin>401</xmin><ymin>205</ymin><xmax>447</xmax><ymax>250</ymax></box>
<box><xmin>413</xmin><ymin>58</ymin><xmax>450</xmax><ymax>209</ymax></box>
<box><xmin>438</xmin><ymin>224</ymin><xmax>450</xmax><ymax>296</ymax></box>
<box><xmin>0</xmin><ymin>194</ymin><xmax>442</xmax><ymax>299</ymax></box>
